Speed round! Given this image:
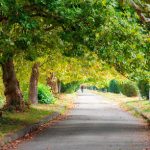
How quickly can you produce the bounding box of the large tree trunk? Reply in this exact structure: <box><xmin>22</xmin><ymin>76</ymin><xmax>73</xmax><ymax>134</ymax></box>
<box><xmin>29</xmin><ymin>63</ymin><xmax>39</xmax><ymax>104</ymax></box>
<box><xmin>1</xmin><ymin>58</ymin><xmax>25</xmax><ymax>111</ymax></box>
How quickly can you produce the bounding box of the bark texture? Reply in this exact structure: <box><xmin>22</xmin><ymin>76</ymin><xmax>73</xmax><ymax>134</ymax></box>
<box><xmin>130</xmin><ymin>0</ymin><xmax>150</xmax><ymax>23</ymax></box>
<box><xmin>120</xmin><ymin>0</ymin><xmax>150</xmax><ymax>23</ymax></box>
<box><xmin>57</xmin><ymin>80</ymin><xmax>61</xmax><ymax>93</ymax></box>
<box><xmin>47</xmin><ymin>73</ymin><xmax>58</xmax><ymax>94</ymax></box>
<box><xmin>29</xmin><ymin>63</ymin><xmax>39</xmax><ymax>104</ymax></box>
<box><xmin>1</xmin><ymin>58</ymin><xmax>24</xmax><ymax>111</ymax></box>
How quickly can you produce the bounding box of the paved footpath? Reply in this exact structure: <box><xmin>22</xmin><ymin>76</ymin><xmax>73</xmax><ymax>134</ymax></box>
<box><xmin>18</xmin><ymin>92</ymin><xmax>150</xmax><ymax>150</ymax></box>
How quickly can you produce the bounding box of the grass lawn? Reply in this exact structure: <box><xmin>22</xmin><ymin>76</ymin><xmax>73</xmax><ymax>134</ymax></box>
<box><xmin>93</xmin><ymin>91</ymin><xmax>150</xmax><ymax>121</ymax></box>
<box><xmin>126</xmin><ymin>100</ymin><xmax>150</xmax><ymax>118</ymax></box>
<box><xmin>0</xmin><ymin>94</ymin><xmax>75</xmax><ymax>139</ymax></box>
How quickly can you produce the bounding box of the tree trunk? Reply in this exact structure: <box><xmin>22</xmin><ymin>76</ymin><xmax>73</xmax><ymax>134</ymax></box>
<box><xmin>1</xmin><ymin>58</ymin><xmax>25</xmax><ymax>111</ymax></box>
<box><xmin>58</xmin><ymin>80</ymin><xmax>61</xmax><ymax>93</ymax></box>
<box><xmin>29</xmin><ymin>63</ymin><xmax>39</xmax><ymax>104</ymax></box>
<box><xmin>148</xmin><ymin>88</ymin><xmax>150</xmax><ymax>101</ymax></box>
<box><xmin>47</xmin><ymin>73</ymin><xmax>58</xmax><ymax>94</ymax></box>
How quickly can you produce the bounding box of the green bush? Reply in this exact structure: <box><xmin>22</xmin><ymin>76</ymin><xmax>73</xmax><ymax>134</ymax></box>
<box><xmin>61</xmin><ymin>81</ymin><xmax>80</xmax><ymax>93</ymax></box>
<box><xmin>138</xmin><ymin>79</ymin><xmax>149</xmax><ymax>99</ymax></box>
<box><xmin>98</xmin><ymin>88</ymin><xmax>108</xmax><ymax>92</ymax></box>
<box><xmin>38</xmin><ymin>83</ymin><xmax>55</xmax><ymax>104</ymax></box>
<box><xmin>108</xmin><ymin>79</ymin><xmax>120</xmax><ymax>93</ymax></box>
<box><xmin>120</xmin><ymin>81</ymin><xmax>139</xmax><ymax>97</ymax></box>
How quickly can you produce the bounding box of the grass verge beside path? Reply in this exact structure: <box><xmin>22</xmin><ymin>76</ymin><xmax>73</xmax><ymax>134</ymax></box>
<box><xmin>93</xmin><ymin>91</ymin><xmax>150</xmax><ymax>123</ymax></box>
<box><xmin>0</xmin><ymin>94</ymin><xmax>75</xmax><ymax>139</ymax></box>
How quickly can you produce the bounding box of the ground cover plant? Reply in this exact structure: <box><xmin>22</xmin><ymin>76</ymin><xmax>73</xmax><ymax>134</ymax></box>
<box><xmin>38</xmin><ymin>84</ymin><xmax>55</xmax><ymax>104</ymax></box>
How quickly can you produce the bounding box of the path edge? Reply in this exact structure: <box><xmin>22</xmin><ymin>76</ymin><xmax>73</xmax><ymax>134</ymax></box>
<box><xmin>0</xmin><ymin>108</ymin><xmax>64</xmax><ymax>147</ymax></box>
<box><xmin>127</xmin><ymin>104</ymin><xmax>150</xmax><ymax>126</ymax></box>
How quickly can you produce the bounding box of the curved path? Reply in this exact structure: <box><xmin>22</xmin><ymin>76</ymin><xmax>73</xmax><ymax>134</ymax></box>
<box><xmin>18</xmin><ymin>92</ymin><xmax>150</xmax><ymax>150</ymax></box>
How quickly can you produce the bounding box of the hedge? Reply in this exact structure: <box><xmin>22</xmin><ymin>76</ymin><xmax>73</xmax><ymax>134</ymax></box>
<box><xmin>61</xmin><ymin>81</ymin><xmax>80</xmax><ymax>93</ymax></box>
<box><xmin>120</xmin><ymin>81</ymin><xmax>139</xmax><ymax>97</ymax></box>
<box><xmin>138</xmin><ymin>79</ymin><xmax>149</xmax><ymax>99</ymax></box>
<box><xmin>108</xmin><ymin>79</ymin><xmax>120</xmax><ymax>94</ymax></box>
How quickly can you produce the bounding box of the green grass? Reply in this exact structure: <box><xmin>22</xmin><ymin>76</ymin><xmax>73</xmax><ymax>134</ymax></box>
<box><xmin>126</xmin><ymin>100</ymin><xmax>150</xmax><ymax>118</ymax></box>
<box><xmin>0</xmin><ymin>108</ymin><xmax>53</xmax><ymax>137</ymax></box>
<box><xmin>0</xmin><ymin>94</ymin><xmax>74</xmax><ymax>138</ymax></box>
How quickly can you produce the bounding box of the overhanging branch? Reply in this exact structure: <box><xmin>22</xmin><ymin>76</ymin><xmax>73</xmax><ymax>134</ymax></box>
<box><xmin>130</xmin><ymin>0</ymin><xmax>150</xmax><ymax>23</ymax></box>
<box><xmin>0</xmin><ymin>3</ymin><xmax>63</xmax><ymax>23</ymax></box>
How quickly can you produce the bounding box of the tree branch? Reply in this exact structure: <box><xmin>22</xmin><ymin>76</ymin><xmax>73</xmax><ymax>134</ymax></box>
<box><xmin>0</xmin><ymin>3</ymin><xmax>63</xmax><ymax>23</ymax></box>
<box><xmin>130</xmin><ymin>0</ymin><xmax>150</xmax><ymax>23</ymax></box>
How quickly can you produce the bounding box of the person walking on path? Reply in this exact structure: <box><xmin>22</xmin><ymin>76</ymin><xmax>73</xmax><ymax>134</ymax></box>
<box><xmin>81</xmin><ymin>85</ymin><xmax>84</xmax><ymax>93</ymax></box>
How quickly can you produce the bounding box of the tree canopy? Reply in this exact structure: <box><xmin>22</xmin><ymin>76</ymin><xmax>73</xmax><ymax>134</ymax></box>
<box><xmin>0</xmin><ymin>0</ymin><xmax>149</xmax><ymax>111</ymax></box>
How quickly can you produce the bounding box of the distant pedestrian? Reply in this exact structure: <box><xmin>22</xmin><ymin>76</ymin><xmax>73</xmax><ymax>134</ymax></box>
<box><xmin>81</xmin><ymin>85</ymin><xmax>84</xmax><ymax>93</ymax></box>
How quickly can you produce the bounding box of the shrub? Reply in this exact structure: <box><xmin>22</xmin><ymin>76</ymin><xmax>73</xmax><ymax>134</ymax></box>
<box><xmin>108</xmin><ymin>79</ymin><xmax>120</xmax><ymax>93</ymax></box>
<box><xmin>61</xmin><ymin>81</ymin><xmax>80</xmax><ymax>93</ymax></box>
<box><xmin>38</xmin><ymin>83</ymin><xmax>55</xmax><ymax>104</ymax></box>
<box><xmin>120</xmin><ymin>81</ymin><xmax>139</xmax><ymax>97</ymax></box>
<box><xmin>138</xmin><ymin>79</ymin><xmax>149</xmax><ymax>99</ymax></box>
<box><xmin>98</xmin><ymin>86</ymin><xmax>107</xmax><ymax>92</ymax></box>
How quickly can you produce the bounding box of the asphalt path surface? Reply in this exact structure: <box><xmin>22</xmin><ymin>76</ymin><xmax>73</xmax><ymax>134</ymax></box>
<box><xmin>18</xmin><ymin>91</ymin><xmax>150</xmax><ymax>150</ymax></box>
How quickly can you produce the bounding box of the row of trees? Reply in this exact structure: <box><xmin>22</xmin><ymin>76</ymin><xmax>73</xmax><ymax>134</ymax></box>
<box><xmin>0</xmin><ymin>0</ymin><xmax>149</xmax><ymax>111</ymax></box>
<box><xmin>108</xmin><ymin>79</ymin><xmax>149</xmax><ymax>99</ymax></box>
